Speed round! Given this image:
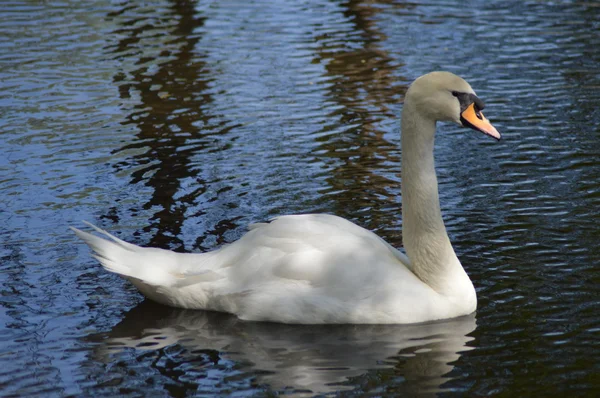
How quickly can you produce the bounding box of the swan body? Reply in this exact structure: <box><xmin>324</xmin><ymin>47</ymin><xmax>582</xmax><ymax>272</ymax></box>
<box><xmin>73</xmin><ymin>71</ymin><xmax>500</xmax><ymax>324</ymax></box>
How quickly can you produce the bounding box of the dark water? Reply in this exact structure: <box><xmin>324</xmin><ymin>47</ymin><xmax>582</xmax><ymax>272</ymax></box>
<box><xmin>1</xmin><ymin>0</ymin><xmax>599</xmax><ymax>396</ymax></box>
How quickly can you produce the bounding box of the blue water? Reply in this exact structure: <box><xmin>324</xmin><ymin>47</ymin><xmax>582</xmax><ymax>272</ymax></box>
<box><xmin>1</xmin><ymin>0</ymin><xmax>599</xmax><ymax>396</ymax></box>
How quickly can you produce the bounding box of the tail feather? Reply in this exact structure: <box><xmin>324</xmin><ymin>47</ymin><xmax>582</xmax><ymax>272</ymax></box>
<box><xmin>71</xmin><ymin>225</ymin><xmax>140</xmax><ymax>278</ymax></box>
<box><xmin>71</xmin><ymin>222</ymin><xmax>181</xmax><ymax>286</ymax></box>
<box><xmin>80</xmin><ymin>220</ymin><xmax>140</xmax><ymax>250</ymax></box>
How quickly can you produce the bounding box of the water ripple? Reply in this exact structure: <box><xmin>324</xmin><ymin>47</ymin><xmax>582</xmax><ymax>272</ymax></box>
<box><xmin>1</xmin><ymin>0</ymin><xmax>600</xmax><ymax>396</ymax></box>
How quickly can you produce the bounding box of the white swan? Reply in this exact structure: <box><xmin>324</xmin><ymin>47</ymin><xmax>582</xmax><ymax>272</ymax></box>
<box><xmin>72</xmin><ymin>71</ymin><xmax>500</xmax><ymax>324</ymax></box>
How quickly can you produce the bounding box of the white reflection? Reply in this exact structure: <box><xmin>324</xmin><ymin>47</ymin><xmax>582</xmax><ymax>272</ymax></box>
<box><xmin>97</xmin><ymin>301</ymin><xmax>477</xmax><ymax>395</ymax></box>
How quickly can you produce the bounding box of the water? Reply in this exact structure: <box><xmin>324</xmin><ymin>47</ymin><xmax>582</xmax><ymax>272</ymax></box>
<box><xmin>1</xmin><ymin>0</ymin><xmax>599</xmax><ymax>396</ymax></box>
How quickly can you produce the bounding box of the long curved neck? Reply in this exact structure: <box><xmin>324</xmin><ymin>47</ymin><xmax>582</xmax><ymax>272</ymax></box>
<box><xmin>400</xmin><ymin>101</ymin><xmax>467</xmax><ymax>295</ymax></box>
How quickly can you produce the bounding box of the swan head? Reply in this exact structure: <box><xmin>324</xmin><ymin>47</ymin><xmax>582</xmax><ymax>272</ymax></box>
<box><xmin>405</xmin><ymin>71</ymin><xmax>500</xmax><ymax>140</ymax></box>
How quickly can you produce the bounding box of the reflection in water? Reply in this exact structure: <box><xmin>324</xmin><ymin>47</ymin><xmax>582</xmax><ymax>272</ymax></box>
<box><xmin>2</xmin><ymin>0</ymin><xmax>600</xmax><ymax>396</ymax></box>
<box><xmin>104</xmin><ymin>0</ymin><xmax>227</xmax><ymax>250</ymax></box>
<box><xmin>104</xmin><ymin>0</ymin><xmax>410</xmax><ymax>252</ymax></box>
<box><xmin>91</xmin><ymin>301</ymin><xmax>476</xmax><ymax>396</ymax></box>
<box><xmin>313</xmin><ymin>0</ymin><xmax>407</xmax><ymax>240</ymax></box>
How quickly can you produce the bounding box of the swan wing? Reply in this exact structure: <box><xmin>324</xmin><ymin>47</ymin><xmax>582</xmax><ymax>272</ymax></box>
<box><xmin>74</xmin><ymin>215</ymin><xmax>428</xmax><ymax>323</ymax></box>
<box><xmin>179</xmin><ymin>214</ymin><xmax>411</xmax><ymax>286</ymax></box>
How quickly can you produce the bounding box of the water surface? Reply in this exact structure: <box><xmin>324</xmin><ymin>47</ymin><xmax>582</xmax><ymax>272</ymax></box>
<box><xmin>1</xmin><ymin>0</ymin><xmax>599</xmax><ymax>396</ymax></box>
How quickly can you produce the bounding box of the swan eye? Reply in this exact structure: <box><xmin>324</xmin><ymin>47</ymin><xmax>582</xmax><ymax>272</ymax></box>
<box><xmin>451</xmin><ymin>91</ymin><xmax>468</xmax><ymax>106</ymax></box>
<box><xmin>453</xmin><ymin>91</ymin><xmax>486</xmax><ymax>115</ymax></box>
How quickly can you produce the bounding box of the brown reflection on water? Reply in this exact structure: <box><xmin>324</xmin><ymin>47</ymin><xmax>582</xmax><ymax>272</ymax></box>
<box><xmin>103</xmin><ymin>0</ymin><xmax>412</xmax><ymax>250</ymax></box>
<box><xmin>313</xmin><ymin>0</ymin><xmax>408</xmax><ymax>241</ymax></box>
<box><xmin>104</xmin><ymin>0</ymin><xmax>216</xmax><ymax>250</ymax></box>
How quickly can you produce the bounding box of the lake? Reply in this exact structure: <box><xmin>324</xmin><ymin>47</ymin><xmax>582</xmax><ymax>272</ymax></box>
<box><xmin>1</xmin><ymin>0</ymin><xmax>599</xmax><ymax>396</ymax></box>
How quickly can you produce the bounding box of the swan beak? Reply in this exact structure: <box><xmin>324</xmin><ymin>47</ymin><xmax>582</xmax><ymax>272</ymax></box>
<box><xmin>460</xmin><ymin>103</ymin><xmax>501</xmax><ymax>140</ymax></box>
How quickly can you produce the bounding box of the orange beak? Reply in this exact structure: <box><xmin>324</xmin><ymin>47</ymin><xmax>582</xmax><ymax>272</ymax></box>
<box><xmin>460</xmin><ymin>103</ymin><xmax>501</xmax><ymax>140</ymax></box>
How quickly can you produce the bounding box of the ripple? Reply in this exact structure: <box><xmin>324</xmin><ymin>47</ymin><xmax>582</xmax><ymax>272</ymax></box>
<box><xmin>2</xmin><ymin>0</ymin><xmax>600</xmax><ymax>396</ymax></box>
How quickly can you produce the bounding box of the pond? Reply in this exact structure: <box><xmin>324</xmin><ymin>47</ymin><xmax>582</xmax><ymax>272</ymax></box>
<box><xmin>1</xmin><ymin>0</ymin><xmax>599</xmax><ymax>396</ymax></box>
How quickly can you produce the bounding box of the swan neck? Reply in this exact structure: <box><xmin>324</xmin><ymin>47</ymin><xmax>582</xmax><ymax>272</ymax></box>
<box><xmin>400</xmin><ymin>102</ymin><xmax>464</xmax><ymax>293</ymax></box>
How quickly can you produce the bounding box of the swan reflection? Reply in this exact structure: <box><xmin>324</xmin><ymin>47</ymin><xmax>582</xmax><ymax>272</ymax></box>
<box><xmin>95</xmin><ymin>301</ymin><xmax>477</xmax><ymax>395</ymax></box>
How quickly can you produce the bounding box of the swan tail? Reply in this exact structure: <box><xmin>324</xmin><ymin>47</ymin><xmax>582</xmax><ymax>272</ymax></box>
<box><xmin>71</xmin><ymin>222</ymin><xmax>182</xmax><ymax>287</ymax></box>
